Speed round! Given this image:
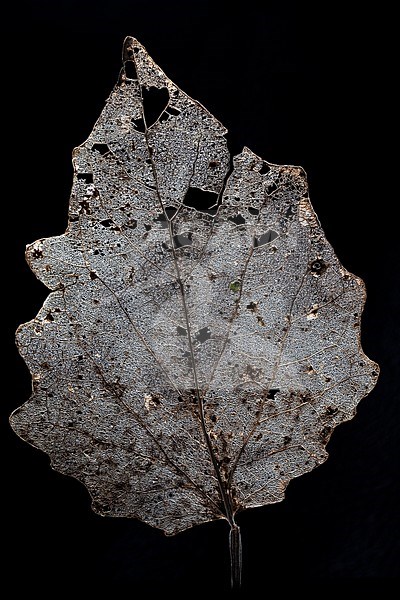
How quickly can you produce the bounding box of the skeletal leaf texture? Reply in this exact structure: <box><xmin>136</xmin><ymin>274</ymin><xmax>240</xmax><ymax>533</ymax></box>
<box><xmin>12</xmin><ymin>37</ymin><xmax>378</xmax><ymax>536</ymax></box>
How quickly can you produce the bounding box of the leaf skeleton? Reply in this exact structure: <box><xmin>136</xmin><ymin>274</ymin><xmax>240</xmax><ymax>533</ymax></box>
<box><xmin>12</xmin><ymin>36</ymin><xmax>379</xmax><ymax>589</ymax></box>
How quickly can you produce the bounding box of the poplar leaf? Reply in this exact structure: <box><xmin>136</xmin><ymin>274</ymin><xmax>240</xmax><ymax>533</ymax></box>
<box><xmin>12</xmin><ymin>38</ymin><xmax>378</xmax><ymax>580</ymax></box>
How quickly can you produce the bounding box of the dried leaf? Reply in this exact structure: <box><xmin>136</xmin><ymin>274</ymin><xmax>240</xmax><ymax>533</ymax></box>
<box><xmin>12</xmin><ymin>37</ymin><xmax>378</xmax><ymax>584</ymax></box>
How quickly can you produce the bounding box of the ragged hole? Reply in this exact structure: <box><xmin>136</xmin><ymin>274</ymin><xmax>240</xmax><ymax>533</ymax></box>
<box><xmin>132</xmin><ymin>118</ymin><xmax>145</xmax><ymax>133</ymax></box>
<box><xmin>124</xmin><ymin>60</ymin><xmax>138</xmax><ymax>80</ymax></box>
<box><xmin>228</xmin><ymin>213</ymin><xmax>246</xmax><ymax>225</ymax></box>
<box><xmin>248</xmin><ymin>207</ymin><xmax>259</xmax><ymax>216</ymax></box>
<box><xmin>195</xmin><ymin>327</ymin><xmax>211</xmax><ymax>343</ymax></box>
<box><xmin>254</xmin><ymin>230</ymin><xmax>279</xmax><ymax>247</ymax></box>
<box><xmin>259</xmin><ymin>163</ymin><xmax>270</xmax><ymax>175</ymax></box>
<box><xmin>173</xmin><ymin>233</ymin><xmax>192</xmax><ymax>248</ymax></box>
<box><xmin>142</xmin><ymin>86</ymin><xmax>170</xmax><ymax>128</ymax></box>
<box><xmin>183</xmin><ymin>187</ymin><xmax>218</xmax><ymax>211</ymax></box>
<box><xmin>154</xmin><ymin>206</ymin><xmax>178</xmax><ymax>227</ymax></box>
<box><xmin>91</xmin><ymin>143</ymin><xmax>110</xmax><ymax>156</ymax></box>
<box><xmin>265</xmin><ymin>182</ymin><xmax>278</xmax><ymax>195</ymax></box>
<box><xmin>77</xmin><ymin>173</ymin><xmax>93</xmax><ymax>184</ymax></box>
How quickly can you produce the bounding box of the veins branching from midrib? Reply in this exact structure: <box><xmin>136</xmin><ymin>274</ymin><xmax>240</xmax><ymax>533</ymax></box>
<box><xmin>72</xmin><ymin>165</ymin><xmax>223</xmax><ymax>511</ymax></box>
<box><xmin>203</xmin><ymin>183</ymin><xmax>286</xmax><ymax>397</ymax></box>
<box><xmin>182</xmin><ymin>153</ymin><xmax>234</xmax><ymax>285</ymax></box>
<box><xmin>227</xmin><ymin>263</ymin><xmax>310</xmax><ymax>490</ymax></box>
<box><xmin>132</xmin><ymin>49</ymin><xmax>236</xmax><ymax>525</ymax></box>
<box><xmin>59</xmin><ymin>290</ymin><xmax>222</xmax><ymax>515</ymax></box>
<box><xmin>201</xmin><ymin>183</ymin><xmax>309</xmax><ymax>494</ymax></box>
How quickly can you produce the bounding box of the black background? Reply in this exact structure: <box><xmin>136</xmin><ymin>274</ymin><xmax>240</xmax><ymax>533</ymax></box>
<box><xmin>2</xmin><ymin>0</ymin><xmax>399</xmax><ymax>591</ymax></box>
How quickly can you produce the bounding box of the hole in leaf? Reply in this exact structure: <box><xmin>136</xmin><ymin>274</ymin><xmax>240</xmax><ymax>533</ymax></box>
<box><xmin>142</xmin><ymin>86</ymin><xmax>170</xmax><ymax>128</ymax></box>
<box><xmin>77</xmin><ymin>173</ymin><xmax>93</xmax><ymax>184</ymax></box>
<box><xmin>154</xmin><ymin>206</ymin><xmax>178</xmax><ymax>227</ymax></box>
<box><xmin>173</xmin><ymin>234</ymin><xmax>192</xmax><ymax>248</ymax></box>
<box><xmin>267</xmin><ymin>389</ymin><xmax>280</xmax><ymax>400</ymax></box>
<box><xmin>195</xmin><ymin>327</ymin><xmax>211</xmax><ymax>344</ymax></box>
<box><xmin>254</xmin><ymin>230</ymin><xmax>279</xmax><ymax>247</ymax></box>
<box><xmin>124</xmin><ymin>60</ymin><xmax>138</xmax><ymax>80</ymax></box>
<box><xmin>151</xmin><ymin>394</ymin><xmax>161</xmax><ymax>406</ymax></box>
<box><xmin>167</xmin><ymin>106</ymin><xmax>180</xmax><ymax>116</ymax></box>
<box><xmin>228</xmin><ymin>213</ymin><xmax>246</xmax><ymax>225</ymax></box>
<box><xmin>183</xmin><ymin>187</ymin><xmax>218</xmax><ymax>211</ymax></box>
<box><xmin>248</xmin><ymin>207</ymin><xmax>259</xmax><ymax>216</ymax></box>
<box><xmin>100</xmin><ymin>219</ymin><xmax>114</xmax><ymax>228</ymax></box>
<box><xmin>159</xmin><ymin>112</ymin><xmax>170</xmax><ymax>124</ymax></box>
<box><xmin>266</xmin><ymin>182</ymin><xmax>278</xmax><ymax>195</ymax></box>
<box><xmin>124</xmin><ymin>46</ymin><xmax>134</xmax><ymax>60</ymax></box>
<box><xmin>259</xmin><ymin>163</ymin><xmax>270</xmax><ymax>175</ymax></box>
<box><xmin>159</xmin><ymin>106</ymin><xmax>182</xmax><ymax>124</ymax></box>
<box><xmin>91</xmin><ymin>143</ymin><xmax>110</xmax><ymax>156</ymax></box>
<box><xmin>285</xmin><ymin>205</ymin><xmax>295</xmax><ymax>218</ymax></box>
<box><xmin>132</xmin><ymin>118</ymin><xmax>145</xmax><ymax>133</ymax></box>
<box><xmin>246</xmin><ymin>301</ymin><xmax>258</xmax><ymax>311</ymax></box>
<box><xmin>78</xmin><ymin>199</ymin><xmax>92</xmax><ymax>215</ymax></box>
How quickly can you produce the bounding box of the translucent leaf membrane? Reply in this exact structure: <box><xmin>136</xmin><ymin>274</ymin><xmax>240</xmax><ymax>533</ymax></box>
<box><xmin>12</xmin><ymin>38</ymin><xmax>378</xmax><ymax>542</ymax></box>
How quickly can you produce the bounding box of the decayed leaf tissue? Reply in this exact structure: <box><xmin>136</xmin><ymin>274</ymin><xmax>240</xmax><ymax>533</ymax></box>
<box><xmin>12</xmin><ymin>37</ymin><xmax>378</xmax><ymax>586</ymax></box>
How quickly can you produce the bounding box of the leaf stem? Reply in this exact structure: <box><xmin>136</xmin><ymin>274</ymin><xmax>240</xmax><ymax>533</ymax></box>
<box><xmin>131</xmin><ymin>42</ymin><xmax>242</xmax><ymax>587</ymax></box>
<box><xmin>229</xmin><ymin>522</ymin><xmax>242</xmax><ymax>589</ymax></box>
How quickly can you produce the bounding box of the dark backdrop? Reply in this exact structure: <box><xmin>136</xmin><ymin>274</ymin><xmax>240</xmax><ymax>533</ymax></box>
<box><xmin>2</xmin><ymin>0</ymin><xmax>399</xmax><ymax>591</ymax></box>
